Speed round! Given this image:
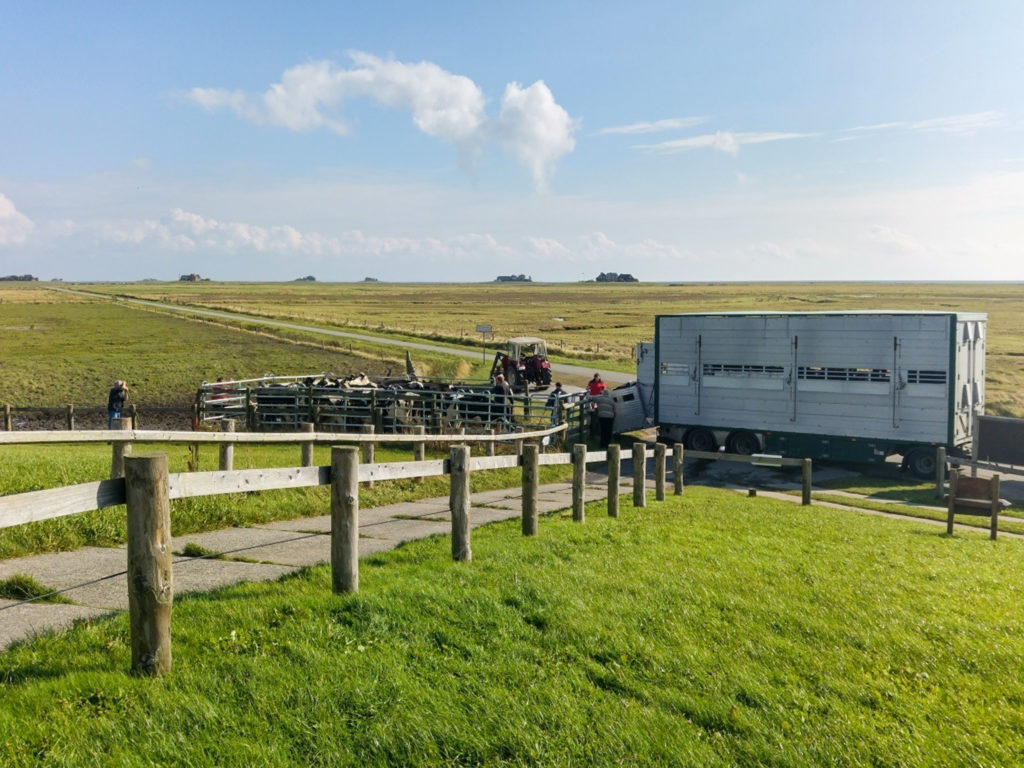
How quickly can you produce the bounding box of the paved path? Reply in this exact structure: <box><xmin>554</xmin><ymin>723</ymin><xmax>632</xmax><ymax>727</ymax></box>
<box><xmin>0</xmin><ymin>478</ymin><xmax>639</xmax><ymax>651</ymax></box>
<box><xmin>63</xmin><ymin>289</ymin><xmax>633</xmax><ymax>385</ymax></box>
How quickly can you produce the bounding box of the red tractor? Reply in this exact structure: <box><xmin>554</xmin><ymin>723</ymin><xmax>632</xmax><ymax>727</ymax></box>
<box><xmin>490</xmin><ymin>337</ymin><xmax>553</xmax><ymax>391</ymax></box>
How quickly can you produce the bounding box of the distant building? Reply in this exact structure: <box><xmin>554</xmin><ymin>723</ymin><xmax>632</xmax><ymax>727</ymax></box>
<box><xmin>363</xmin><ymin>277</ymin><xmax>380</xmax><ymax>282</ymax></box>
<box><xmin>179</xmin><ymin>273</ymin><xmax>202</xmax><ymax>282</ymax></box>
<box><xmin>295</xmin><ymin>275</ymin><xmax>316</xmax><ymax>282</ymax></box>
<box><xmin>594</xmin><ymin>272</ymin><xmax>639</xmax><ymax>283</ymax></box>
<box><xmin>495</xmin><ymin>274</ymin><xmax>532</xmax><ymax>282</ymax></box>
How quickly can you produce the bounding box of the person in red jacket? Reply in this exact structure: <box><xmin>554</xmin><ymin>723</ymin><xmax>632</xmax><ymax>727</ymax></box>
<box><xmin>587</xmin><ymin>373</ymin><xmax>606</xmax><ymax>397</ymax></box>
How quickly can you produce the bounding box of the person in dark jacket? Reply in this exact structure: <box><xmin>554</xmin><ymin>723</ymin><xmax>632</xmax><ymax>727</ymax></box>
<box><xmin>107</xmin><ymin>380</ymin><xmax>129</xmax><ymax>428</ymax></box>
<box><xmin>491</xmin><ymin>374</ymin><xmax>513</xmax><ymax>423</ymax></box>
<box><xmin>546</xmin><ymin>382</ymin><xmax>568</xmax><ymax>423</ymax></box>
<box><xmin>595</xmin><ymin>390</ymin><xmax>616</xmax><ymax>448</ymax></box>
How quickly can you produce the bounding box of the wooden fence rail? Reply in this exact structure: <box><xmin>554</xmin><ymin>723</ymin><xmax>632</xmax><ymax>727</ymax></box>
<box><xmin>1</xmin><ymin>434</ymin><xmax>815</xmax><ymax>676</ymax></box>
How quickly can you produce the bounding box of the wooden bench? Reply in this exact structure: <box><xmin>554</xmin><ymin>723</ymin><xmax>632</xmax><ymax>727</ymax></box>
<box><xmin>945</xmin><ymin>471</ymin><xmax>1010</xmax><ymax>540</ymax></box>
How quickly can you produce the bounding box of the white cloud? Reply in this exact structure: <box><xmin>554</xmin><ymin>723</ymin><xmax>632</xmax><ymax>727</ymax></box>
<box><xmin>0</xmin><ymin>193</ymin><xmax>34</xmax><ymax>246</ymax></box>
<box><xmin>864</xmin><ymin>224</ymin><xmax>920</xmax><ymax>253</ymax></box>
<box><xmin>526</xmin><ymin>235</ymin><xmax>575</xmax><ymax>259</ymax></box>
<box><xmin>186</xmin><ymin>53</ymin><xmax>574</xmax><ymax>191</ymax></box>
<box><xmin>909</xmin><ymin>111</ymin><xmax>1007</xmax><ymax>134</ymax></box>
<box><xmin>846</xmin><ymin>111</ymin><xmax>1007</xmax><ymax>135</ymax></box>
<box><xmin>633</xmin><ymin>131</ymin><xmax>816</xmax><ymax>155</ymax></box>
<box><xmin>494</xmin><ymin>81</ymin><xmax>575</xmax><ymax>193</ymax></box>
<box><xmin>598</xmin><ymin>116</ymin><xmax>709</xmax><ymax>135</ymax></box>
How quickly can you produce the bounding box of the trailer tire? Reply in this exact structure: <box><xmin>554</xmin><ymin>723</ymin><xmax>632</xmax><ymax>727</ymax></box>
<box><xmin>726</xmin><ymin>430</ymin><xmax>761</xmax><ymax>456</ymax></box>
<box><xmin>684</xmin><ymin>428</ymin><xmax>717</xmax><ymax>453</ymax></box>
<box><xmin>904</xmin><ymin>448</ymin><xmax>938</xmax><ymax>480</ymax></box>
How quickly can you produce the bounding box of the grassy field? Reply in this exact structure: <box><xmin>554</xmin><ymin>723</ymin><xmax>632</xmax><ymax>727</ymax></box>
<box><xmin>2</xmin><ymin>489</ymin><xmax>1023</xmax><ymax>766</ymax></box>
<box><xmin>0</xmin><ymin>285</ymin><xmax>468</xmax><ymax>409</ymax></box>
<box><xmin>83</xmin><ymin>280</ymin><xmax>1024</xmax><ymax>417</ymax></box>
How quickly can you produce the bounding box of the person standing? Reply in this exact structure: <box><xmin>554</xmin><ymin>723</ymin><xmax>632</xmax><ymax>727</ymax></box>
<box><xmin>546</xmin><ymin>381</ymin><xmax>568</xmax><ymax>423</ymax></box>
<box><xmin>595</xmin><ymin>390</ymin><xmax>617</xmax><ymax>448</ymax></box>
<box><xmin>587</xmin><ymin>373</ymin><xmax>606</xmax><ymax>437</ymax></box>
<box><xmin>107</xmin><ymin>380</ymin><xmax>129</xmax><ymax>428</ymax></box>
<box><xmin>491</xmin><ymin>374</ymin><xmax>513</xmax><ymax>423</ymax></box>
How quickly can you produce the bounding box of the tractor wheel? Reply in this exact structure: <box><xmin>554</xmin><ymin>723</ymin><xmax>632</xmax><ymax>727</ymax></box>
<box><xmin>541</xmin><ymin>367</ymin><xmax>552</xmax><ymax>386</ymax></box>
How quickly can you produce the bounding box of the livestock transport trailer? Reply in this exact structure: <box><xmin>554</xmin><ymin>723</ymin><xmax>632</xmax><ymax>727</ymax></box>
<box><xmin>621</xmin><ymin>311</ymin><xmax>986</xmax><ymax>477</ymax></box>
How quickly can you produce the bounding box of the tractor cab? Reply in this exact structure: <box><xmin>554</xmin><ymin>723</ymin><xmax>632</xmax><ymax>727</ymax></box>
<box><xmin>490</xmin><ymin>336</ymin><xmax>553</xmax><ymax>390</ymax></box>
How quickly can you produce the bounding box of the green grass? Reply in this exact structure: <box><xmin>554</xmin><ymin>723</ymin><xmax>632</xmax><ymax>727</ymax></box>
<box><xmin>2</xmin><ymin>488</ymin><xmax>1024</xmax><ymax>766</ymax></box>
<box><xmin>0</xmin><ymin>286</ymin><xmax>464</xmax><ymax>408</ymax></box>
<box><xmin>802</xmin><ymin>474</ymin><xmax>1024</xmax><ymax>535</ymax></box>
<box><xmin>0</xmin><ymin>574</ymin><xmax>72</xmax><ymax>604</ymax></box>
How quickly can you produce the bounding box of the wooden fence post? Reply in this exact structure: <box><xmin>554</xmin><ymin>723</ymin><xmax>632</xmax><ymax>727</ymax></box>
<box><xmin>802</xmin><ymin>459</ymin><xmax>812</xmax><ymax>506</ymax></box>
<box><xmin>413</xmin><ymin>425</ymin><xmax>426</xmax><ymax>462</ymax></box>
<box><xmin>572</xmin><ymin>443</ymin><xmax>586</xmax><ymax>522</ymax></box>
<box><xmin>522</xmin><ymin>443</ymin><xmax>539</xmax><ymax>536</ymax></box>
<box><xmin>450</xmin><ymin>445</ymin><xmax>472</xmax><ymax>562</ymax></box>
<box><xmin>935</xmin><ymin>446</ymin><xmax>946</xmax><ymax>499</ymax></box>
<box><xmin>487</xmin><ymin>427</ymin><xmax>496</xmax><ymax>457</ymax></box>
<box><xmin>110</xmin><ymin>417</ymin><xmax>132</xmax><ymax>479</ymax></box>
<box><xmin>632</xmin><ymin>442</ymin><xmax>647</xmax><ymax>508</ymax></box>
<box><xmin>673</xmin><ymin>444</ymin><xmax>684</xmax><ymax>495</ymax></box>
<box><xmin>3</xmin><ymin>404</ymin><xmax>10</xmax><ymax>431</ymax></box>
<box><xmin>66</xmin><ymin>404</ymin><xmax>75</xmax><ymax>431</ymax></box>
<box><xmin>362</xmin><ymin>425</ymin><xmax>375</xmax><ymax>487</ymax></box>
<box><xmin>655</xmin><ymin>442</ymin><xmax>666</xmax><ymax>501</ymax></box>
<box><xmin>125</xmin><ymin>453</ymin><xmax>172</xmax><ymax>677</ymax></box>
<box><xmin>331</xmin><ymin>446</ymin><xmax>359</xmax><ymax>593</ymax></box>
<box><xmin>129</xmin><ymin>403</ymin><xmax>138</xmax><ymax>430</ymax></box>
<box><xmin>300</xmin><ymin>422</ymin><xmax>315</xmax><ymax>468</ymax></box>
<box><xmin>607</xmin><ymin>443</ymin><xmax>621</xmax><ymax>518</ymax></box>
<box><xmin>218</xmin><ymin>420</ymin><xmax>235</xmax><ymax>472</ymax></box>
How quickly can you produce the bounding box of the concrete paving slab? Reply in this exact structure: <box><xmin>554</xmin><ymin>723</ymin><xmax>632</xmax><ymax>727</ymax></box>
<box><xmin>0</xmin><ymin>599</ymin><xmax>109</xmax><ymax>650</ymax></box>
<box><xmin>470</xmin><ymin>488</ymin><xmax>523</xmax><ymax>504</ymax></box>
<box><xmin>176</xmin><ymin>528</ymin><xmax>331</xmax><ymax>568</ymax></box>
<box><xmin>359</xmin><ymin>518</ymin><xmax>454</xmax><ymax>541</ymax></box>
<box><xmin>468</xmin><ymin>507</ymin><xmax>522</xmax><ymax>526</ymax></box>
<box><xmin>0</xmin><ymin>547</ymin><xmax>128</xmax><ymax>602</ymax></box>
<box><xmin>253</xmin><ymin>504</ymin><xmax>410</xmax><ymax>533</ymax></box>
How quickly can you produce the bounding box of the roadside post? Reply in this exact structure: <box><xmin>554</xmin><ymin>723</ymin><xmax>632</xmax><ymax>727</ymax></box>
<box><xmin>476</xmin><ymin>324</ymin><xmax>492</xmax><ymax>364</ymax></box>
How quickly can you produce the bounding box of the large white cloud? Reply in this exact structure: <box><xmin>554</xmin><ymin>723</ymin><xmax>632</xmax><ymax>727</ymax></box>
<box><xmin>187</xmin><ymin>53</ymin><xmax>574</xmax><ymax>191</ymax></box>
<box><xmin>494</xmin><ymin>81</ymin><xmax>575</xmax><ymax>193</ymax></box>
<box><xmin>0</xmin><ymin>193</ymin><xmax>34</xmax><ymax>246</ymax></box>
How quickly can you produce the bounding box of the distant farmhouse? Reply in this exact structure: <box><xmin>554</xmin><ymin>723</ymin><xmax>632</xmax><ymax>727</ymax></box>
<box><xmin>179</xmin><ymin>273</ymin><xmax>211</xmax><ymax>282</ymax></box>
<box><xmin>363</xmin><ymin>277</ymin><xmax>379</xmax><ymax>282</ymax></box>
<box><xmin>594</xmin><ymin>272</ymin><xmax>639</xmax><ymax>283</ymax></box>
<box><xmin>0</xmin><ymin>274</ymin><xmax>38</xmax><ymax>282</ymax></box>
<box><xmin>495</xmin><ymin>274</ymin><xmax>532</xmax><ymax>282</ymax></box>
<box><xmin>295</xmin><ymin>275</ymin><xmax>316</xmax><ymax>282</ymax></box>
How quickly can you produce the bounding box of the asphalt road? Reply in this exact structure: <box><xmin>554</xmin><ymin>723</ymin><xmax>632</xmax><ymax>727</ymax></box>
<box><xmin>66</xmin><ymin>288</ymin><xmax>634</xmax><ymax>385</ymax></box>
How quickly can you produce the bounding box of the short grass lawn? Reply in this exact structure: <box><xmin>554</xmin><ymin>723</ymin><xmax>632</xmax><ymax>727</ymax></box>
<box><xmin>2</xmin><ymin>488</ymin><xmax>1023</xmax><ymax>766</ymax></box>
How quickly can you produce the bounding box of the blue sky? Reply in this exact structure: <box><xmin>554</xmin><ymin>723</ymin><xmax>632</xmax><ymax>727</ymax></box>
<box><xmin>1</xmin><ymin>1</ymin><xmax>1021</xmax><ymax>282</ymax></box>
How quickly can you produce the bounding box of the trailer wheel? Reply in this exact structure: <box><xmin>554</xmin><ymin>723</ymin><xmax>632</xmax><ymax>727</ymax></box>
<box><xmin>904</xmin><ymin>448</ymin><xmax>938</xmax><ymax>480</ymax></box>
<box><xmin>726</xmin><ymin>430</ymin><xmax>761</xmax><ymax>456</ymax></box>
<box><xmin>684</xmin><ymin>428</ymin><xmax>717</xmax><ymax>453</ymax></box>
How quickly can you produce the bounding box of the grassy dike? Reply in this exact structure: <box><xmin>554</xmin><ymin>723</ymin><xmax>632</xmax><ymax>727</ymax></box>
<box><xmin>2</xmin><ymin>488</ymin><xmax>1023</xmax><ymax>766</ymax></box>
